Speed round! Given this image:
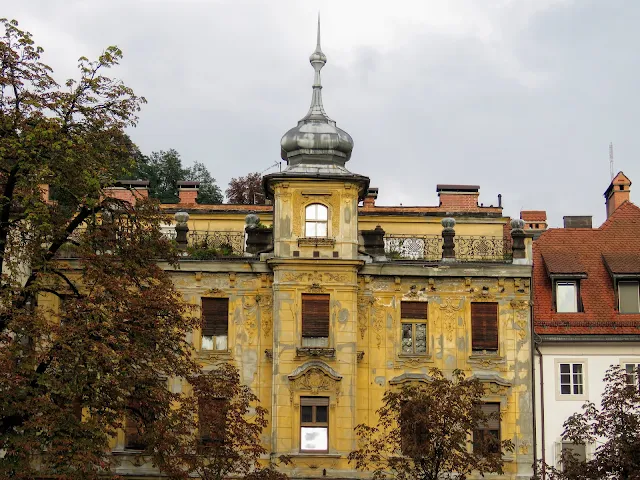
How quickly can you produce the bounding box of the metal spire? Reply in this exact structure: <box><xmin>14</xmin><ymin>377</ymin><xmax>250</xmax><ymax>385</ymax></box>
<box><xmin>305</xmin><ymin>13</ymin><xmax>331</xmax><ymax>122</ymax></box>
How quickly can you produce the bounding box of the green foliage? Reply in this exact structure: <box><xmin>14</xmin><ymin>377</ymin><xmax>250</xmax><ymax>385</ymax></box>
<box><xmin>0</xmin><ymin>19</ymin><xmax>273</xmax><ymax>480</ymax></box>
<box><xmin>349</xmin><ymin>368</ymin><xmax>514</xmax><ymax>480</ymax></box>
<box><xmin>534</xmin><ymin>365</ymin><xmax>640</xmax><ymax>480</ymax></box>
<box><xmin>131</xmin><ymin>150</ymin><xmax>223</xmax><ymax>204</ymax></box>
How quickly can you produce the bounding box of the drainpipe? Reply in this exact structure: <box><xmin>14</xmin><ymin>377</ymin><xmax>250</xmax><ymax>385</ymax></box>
<box><xmin>535</xmin><ymin>341</ymin><xmax>546</xmax><ymax>479</ymax></box>
<box><xmin>531</xmin><ymin>303</ymin><xmax>538</xmax><ymax>476</ymax></box>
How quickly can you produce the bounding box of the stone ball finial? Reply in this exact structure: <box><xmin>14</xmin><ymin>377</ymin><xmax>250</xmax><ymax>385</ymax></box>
<box><xmin>441</xmin><ymin>217</ymin><xmax>456</xmax><ymax>229</ymax></box>
<box><xmin>174</xmin><ymin>211</ymin><xmax>189</xmax><ymax>225</ymax></box>
<box><xmin>510</xmin><ymin>218</ymin><xmax>525</xmax><ymax>230</ymax></box>
<box><xmin>245</xmin><ymin>213</ymin><xmax>260</xmax><ymax>230</ymax></box>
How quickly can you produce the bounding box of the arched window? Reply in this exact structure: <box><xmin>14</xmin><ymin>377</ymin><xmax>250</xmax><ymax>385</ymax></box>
<box><xmin>305</xmin><ymin>204</ymin><xmax>328</xmax><ymax>237</ymax></box>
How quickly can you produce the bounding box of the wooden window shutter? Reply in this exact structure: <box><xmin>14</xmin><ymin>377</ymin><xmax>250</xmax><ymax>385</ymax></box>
<box><xmin>302</xmin><ymin>294</ymin><xmax>330</xmax><ymax>337</ymax></box>
<box><xmin>401</xmin><ymin>301</ymin><xmax>428</xmax><ymax>319</ymax></box>
<box><xmin>125</xmin><ymin>400</ymin><xmax>146</xmax><ymax>450</ymax></box>
<box><xmin>202</xmin><ymin>298</ymin><xmax>228</xmax><ymax>336</ymax></box>
<box><xmin>471</xmin><ymin>302</ymin><xmax>498</xmax><ymax>350</ymax></box>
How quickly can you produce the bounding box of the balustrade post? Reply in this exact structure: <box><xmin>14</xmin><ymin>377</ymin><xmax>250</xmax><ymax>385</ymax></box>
<box><xmin>441</xmin><ymin>217</ymin><xmax>456</xmax><ymax>261</ymax></box>
<box><xmin>361</xmin><ymin>225</ymin><xmax>386</xmax><ymax>257</ymax></box>
<box><xmin>510</xmin><ymin>218</ymin><xmax>526</xmax><ymax>260</ymax></box>
<box><xmin>175</xmin><ymin>211</ymin><xmax>190</xmax><ymax>250</ymax></box>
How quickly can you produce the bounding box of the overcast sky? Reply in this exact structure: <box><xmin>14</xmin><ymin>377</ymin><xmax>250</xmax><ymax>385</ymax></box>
<box><xmin>5</xmin><ymin>0</ymin><xmax>640</xmax><ymax>227</ymax></box>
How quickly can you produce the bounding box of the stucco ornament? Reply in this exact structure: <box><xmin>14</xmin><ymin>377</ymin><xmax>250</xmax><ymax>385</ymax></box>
<box><xmin>357</xmin><ymin>295</ymin><xmax>374</xmax><ymax>339</ymax></box>
<box><xmin>258</xmin><ymin>294</ymin><xmax>273</xmax><ymax>338</ymax></box>
<box><xmin>371</xmin><ymin>298</ymin><xmax>390</xmax><ymax>348</ymax></box>
<box><xmin>288</xmin><ymin>361</ymin><xmax>342</xmax><ymax>404</ymax></box>
<box><xmin>440</xmin><ymin>297</ymin><xmax>462</xmax><ymax>342</ymax></box>
<box><xmin>510</xmin><ymin>299</ymin><xmax>530</xmax><ymax>340</ymax></box>
<box><xmin>241</xmin><ymin>296</ymin><xmax>258</xmax><ymax>339</ymax></box>
<box><xmin>292</xmin><ymin>190</ymin><xmax>340</xmax><ymax>237</ymax></box>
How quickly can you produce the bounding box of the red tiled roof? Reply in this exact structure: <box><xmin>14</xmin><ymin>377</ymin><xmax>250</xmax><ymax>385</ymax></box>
<box><xmin>602</xmin><ymin>252</ymin><xmax>640</xmax><ymax>275</ymax></box>
<box><xmin>533</xmin><ymin>201</ymin><xmax>640</xmax><ymax>335</ymax></box>
<box><xmin>542</xmin><ymin>252</ymin><xmax>586</xmax><ymax>275</ymax></box>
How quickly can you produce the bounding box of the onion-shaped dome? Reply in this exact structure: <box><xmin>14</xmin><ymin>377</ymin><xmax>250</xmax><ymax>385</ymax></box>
<box><xmin>280</xmin><ymin>16</ymin><xmax>354</xmax><ymax>169</ymax></box>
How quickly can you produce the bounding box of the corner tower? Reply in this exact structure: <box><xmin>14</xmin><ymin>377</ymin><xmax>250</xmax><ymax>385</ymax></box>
<box><xmin>264</xmin><ymin>16</ymin><xmax>369</xmax><ymax>260</ymax></box>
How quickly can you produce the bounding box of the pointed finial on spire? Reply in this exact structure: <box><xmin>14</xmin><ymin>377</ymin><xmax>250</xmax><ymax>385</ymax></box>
<box><xmin>307</xmin><ymin>13</ymin><xmax>329</xmax><ymax>120</ymax></box>
<box><xmin>316</xmin><ymin>12</ymin><xmax>322</xmax><ymax>52</ymax></box>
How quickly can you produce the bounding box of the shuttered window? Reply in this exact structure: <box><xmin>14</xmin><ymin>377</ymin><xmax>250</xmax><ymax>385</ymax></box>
<box><xmin>302</xmin><ymin>294</ymin><xmax>330</xmax><ymax>344</ymax></box>
<box><xmin>125</xmin><ymin>400</ymin><xmax>147</xmax><ymax>450</ymax></box>
<box><xmin>401</xmin><ymin>302</ymin><xmax>428</xmax><ymax>354</ymax></box>
<box><xmin>471</xmin><ymin>302</ymin><xmax>498</xmax><ymax>351</ymax></box>
<box><xmin>201</xmin><ymin>298</ymin><xmax>228</xmax><ymax>351</ymax></box>
<box><xmin>473</xmin><ymin>403</ymin><xmax>500</xmax><ymax>454</ymax></box>
<box><xmin>199</xmin><ymin>398</ymin><xmax>228</xmax><ymax>447</ymax></box>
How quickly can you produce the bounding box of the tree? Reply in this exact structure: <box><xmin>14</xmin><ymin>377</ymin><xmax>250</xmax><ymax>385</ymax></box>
<box><xmin>187</xmin><ymin>160</ymin><xmax>223</xmax><ymax>204</ymax></box>
<box><xmin>0</xmin><ymin>19</ymin><xmax>272</xmax><ymax>480</ymax></box>
<box><xmin>535</xmin><ymin>365</ymin><xmax>640</xmax><ymax>480</ymax></box>
<box><xmin>133</xmin><ymin>150</ymin><xmax>223</xmax><ymax>204</ymax></box>
<box><xmin>348</xmin><ymin>368</ymin><xmax>514</xmax><ymax>480</ymax></box>
<box><xmin>226</xmin><ymin>172</ymin><xmax>265</xmax><ymax>204</ymax></box>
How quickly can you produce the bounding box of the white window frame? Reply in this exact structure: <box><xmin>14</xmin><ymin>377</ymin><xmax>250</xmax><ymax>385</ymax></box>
<box><xmin>618</xmin><ymin>280</ymin><xmax>640</xmax><ymax>314</ymax></box>
<box><xmin>556</xmin><ymin>281</ymin><xmax>578</xmax><ymax>313</ymax></box>
<box><xmin>304</xmin><ymin>204</ymin><xmax>328</xmax><ymax>238</ymax></box>
<box><xmin>620</xmin><ymin>359</ymin><xmax>640</xmax><ymax>388</ymax></box>
<box><xmin>555</xmin><ymin>359</ymin><xmax>588</xmax><ymax>401</ymax></box>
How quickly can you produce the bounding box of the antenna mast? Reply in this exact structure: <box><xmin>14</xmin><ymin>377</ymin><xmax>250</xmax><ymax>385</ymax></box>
<box><xmin>609</xmin><ymin>142</ymin><xmax>614</xmax><ymax>180</ymax></box>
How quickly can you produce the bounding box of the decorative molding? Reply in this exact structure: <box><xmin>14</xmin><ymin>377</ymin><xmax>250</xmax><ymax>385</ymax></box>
<box><xmin>202</xmin><ymin>288</ymin><xmax>227</xmax><ymax>297</ymax></box>
<box><xmin>470</xmin><ymin>373</ymin><xmax>512</xmax><ymax>396</ymax></box>
<box><xmin>298</xmin><ymin>237</ymin><xmax>336</xmax><ymax>247</ymax></box>
<box><xmin>241</xmin><ymin>296</ymin><xmax>258</xmax><ymax>339</ymax></box>
<box><xmin>295</xmin><ymin>347</ymin><xmax>336</xmax><ymax>359</ymax></box>
<box><xmin>395</xmin><ymin>354</ymin><xmax>433</xmax><ymax>368</ymax></box>
<box><xmin>264</xmin><ymin>349</ymin><xmax>273</xmax><ymax>361</ymax></box>
<box><xmin>440</xmin><ymin>297</ymin><xmax>462</xmax><ymax>342</ymax></box>
<box><xmin>357</xmin><ymin>295</ymin><xmax>374</xmax><ymax>339</ymax></box>
<box><xmin>357</xmin><ymin>351</ymin><xmax>365</xmax><ymax>362</ymax></box>
<box><xmin>258</xmin><ymin>294</ymin><xmax>273</xmax><ymax>338</ymax></box>
<box><xmin>389</xmin><ymin>372</ymin><xmax>434</xmax><ymax>385</ymax></box>
<box><xmin>288</xmin><ymin>361</ymin><xmax>342</xmax><ymax>404</ymax></box>
<box><xmin>281</xmin><ymin>272</ymin><xmax>348</xmax><ymax>284</ymax></box>
<box><xmin>292</xmin><ymin>191</ymin><xmax>340</xmax><ymax>237</ymax></box>
<box><xmin>468</xmin><ymin>354</ymin><xmax>506</xmax><ymax>370</ymax></box>
<box><xmin>371</xmin><ymin>298</ymin><xmax>389</xmax><ymax>348</ymax></box>
<box><xmin>305</xmin><ymin>283</ymin><xmax>326</xmax><ymax>294</ymax></box>
<box><xmin>198</xmin><ymin>349</ymin><xmax>233</xmax><ymax>365</ymax></box>
<box><xmin>511</xmin><ymin>299</ymin><xmax>530</xmax><ymax>340</ymax></box>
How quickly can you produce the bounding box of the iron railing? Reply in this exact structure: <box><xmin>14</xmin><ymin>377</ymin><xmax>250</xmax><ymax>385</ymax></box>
<box><xmin>384</xmin><ymin>235</ymin><xmax>442</xmax><ymax>261</ymax></box>
<box><xmin>187</xmin><ymin>230</ymin><xmax>245</xmax><ymax>256</ymax></box>
<box><xmin>384</xmin><ymin>234</ymin><xmax>511</xmax><ymax>262</ymax></box>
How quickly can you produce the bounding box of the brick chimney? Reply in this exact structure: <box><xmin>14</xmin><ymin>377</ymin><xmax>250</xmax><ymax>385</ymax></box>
<box><xmin>104</xmin><ymin>180</ymin><xmax>149</xmax><ymax>205</ymax></box>
<box><xmin>604</xmin><ymin>171</ymin><xmax>631</xmax><ymax>218</ymax></box>
<box><xmin>363</xmin><ymin>187</ymin><xmax>378</xmax><ymax>209</ymax></box>
<box><xmin>437</xmin><ymin>185</ymin><xmax>479</xmax><ymax>210</ymax></box>
<box><xmin>177</xmin><ymin>181</ymin><xmax>200</xmax><ymax>205</ymax></box>
<box><xmin>520</xmin><ymin>210</ymin><xmax>547</xmax><ymax>231</ymax></box>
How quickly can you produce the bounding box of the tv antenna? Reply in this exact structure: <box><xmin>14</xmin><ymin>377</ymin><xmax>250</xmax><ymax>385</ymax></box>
<box><xmin>260</xmin><ymin>161</ymin><xmax>282</xmax><ymax>175</ymax></box>
<box><xmin>609</xmin><ymin>142</ymin><xmax>614</xmax><ymax>180</ymax></box>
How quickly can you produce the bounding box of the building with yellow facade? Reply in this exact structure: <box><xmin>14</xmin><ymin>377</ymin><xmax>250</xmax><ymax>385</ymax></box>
<box><xmin>65</xmin><ymin>22</ymin><xmax>535</xmax><ymax>479</ymax></box>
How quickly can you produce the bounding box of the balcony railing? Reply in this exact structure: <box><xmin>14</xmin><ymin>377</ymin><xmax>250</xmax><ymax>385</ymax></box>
<box><xmin>384</xmin><ymin>234</ymin><xmax>512</xmax><ymax>262</ymax></box>
<box><xmin>187</xmin><ymin>230</ymin><xmax>245</xmax><ymax>257</ymax></box>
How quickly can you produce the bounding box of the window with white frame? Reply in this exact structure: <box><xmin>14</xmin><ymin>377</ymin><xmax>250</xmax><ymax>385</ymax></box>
<box><xmin>556</xmin><ymin>281</ymin><xmax>579</xmax><ymax>313</ymax></box>
<box><xmin>300</xmin><ymin>397</ymin><xmax>329</xmax><ymax>452</ymax></box>
<box><xmin>625</xmin><ymin>363</ymin><xmax>640</xmax><ymax>388</ymax></box>
<box><xmin>560</xmin><ymin>442</ymin><xmax>586</xmax><ymax>470</ymax></box>
<box><xmin>619</xmin><ymin>281</ymin><xmax>640</xmax><ymax>313</ymax></box>
<box><xmin>305</xmin><ymin>204</ymin><xmax>328</xmax><ymax>237</ymax></box>
<box><xmin>559</xmin><ymin>363</ymin><xmax>584</xmax><ymax>395</ymax></box>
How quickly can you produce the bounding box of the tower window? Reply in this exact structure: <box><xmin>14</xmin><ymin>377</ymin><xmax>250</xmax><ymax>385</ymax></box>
<box><xmin>305</xmin><ymin>204</ymin><xmax>328</xmax><ymax>237</ymax></box>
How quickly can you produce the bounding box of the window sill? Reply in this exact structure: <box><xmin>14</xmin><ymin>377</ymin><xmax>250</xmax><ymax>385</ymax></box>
<box><xmin>298</xmin><ymin>237</ymin><xmax>336</xmax><ymax>247</ymax></box>
<box><xmin>198</xmin><ymin>349</ymin><xmax>233</xmax><ymax>360</ymax></box>
<box><xmin>292</xmin><ymin>452</ymin><xmax>342</xmax><ymax>458</ymax></box>
<box><xmin>296</xmin><ymin>347</ymin><xmax>336</xmax><ymax>359</ymax></box>
<box><xmin>396</xmin><ymin>354</ymin><xmax>433</xmax><ymax>367</ymax></box>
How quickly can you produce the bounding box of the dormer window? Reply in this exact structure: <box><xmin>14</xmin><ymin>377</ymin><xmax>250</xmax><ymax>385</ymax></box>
<box><xmin>305</xmin><ymin>204</ymin><xmax>328</xmax><ymax>237</ymax></box>
<box><xmin>619</xmin><ymin>281</ymin><xmax>640</xmax><ymax>313</ymax></box>
<box><xmin>556</xmin><ymin>281</ymin><xmax>579</xmax><ymax>313</ymax></box>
